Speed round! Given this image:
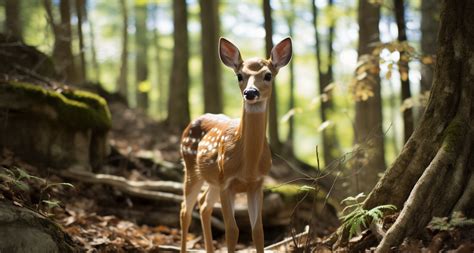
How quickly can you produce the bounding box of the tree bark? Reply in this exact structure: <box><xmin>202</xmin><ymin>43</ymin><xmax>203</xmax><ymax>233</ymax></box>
<box><xmin>263</xmin><ymin>0</ymin><xmax>283</xmax><ymax>154</ymax></box>
<box><xmin>117</xmin><ymin>0</ymin><xmax>129</xmax><ymax>98</ymax></box>
<box><xmin>46</xmin><ymin>0</ymin><xmax>78</xmax><ymax>83</ymax></box>
<box><xmin>394</xmin><ymin>0</ymin><xmax>414</xmax><ymax>143</ymax></box>
<box><xmin>5</xmin><ymin>0</ymin><xmax>22</xmax><ymax>39</ymax></box>
<box><xmin>420</xmin><ymin>0</ymin><xmax>440</xmax><ymax>93</ymax></box>
<box><xmin>85</xmin><ymin>3</ymin><xmax>100</xmax><ymax>81</ymax></box>
<box><xmin>135</xmin><ymin>2</ymin><xmax>149</xmax><ymax>111</ymax></box>
<box><xmin>311</xmin><ymin>0</ymin><xmax>341</xmax><ymax>167</ymax></box>
<box><xmin>199</xmin><ymin>0</ymin><xmax>222</xmax><ymax>114</ymax></box>
<box><xmin>75</xmin><ymin>0</ymin><xmax>86</xmax><ymax>83</ymax></box>
<box><xmin>284</xmin><ymin>0</ymin><xmax>296</xmax><ymax>154</ymax></box>
<box><xmin>352</xmin><ymin>0</ymin><xmax>386</xmax><ymax>194</ymax></box>
<box><xmin>166</xmin><ymin>0</ymin><xmax>190</xmax><ymax>130</ymax></box>
<box><xmin>151</xmin><ymin>4</ymin><xmax>165</xmax><ymax>119</ymax></box>
<box><xmin>333</xmin><ymin>0</ymin><xmax>474</xmax><ymax>250</ymax></box>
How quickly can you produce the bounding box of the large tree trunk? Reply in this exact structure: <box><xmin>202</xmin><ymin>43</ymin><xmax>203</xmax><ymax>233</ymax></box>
<box><xmin>420</xmin><ymin>0</ymin><xmax>440</xmax><ymax>93</ymax></box>
<box><xmin>334</xmin><ymin>0</ymin><xmax>474</xmax><ymax>251</ymax></box>
<box><xmin>117</xmin><ymin>0</ymin><xmax>129</xmax><ymax>99</ymax></box>
<box><xmin>199</xmin><ymin>0</ymin><xmax>222</xmax><ymax>114</ymax></box>
<box><xmin>352</xmin><ymin>0</ymin><xmax>386</xmax><ymax>194</ymax></box>
<box><xmin>263</xmin><ymin>0</ymin><xmax>283</xmax><ymax>154</ymax></box>
<box><xmin>135</xmin><ymin>2</ymin><xmax>149</xmax><ymax>111</ymax></box>
<box><xmin>394</xmin><ymin>0</ymin><xmax>414</xmax><ymax>143</ymax></box>
<box><xmin>75</xmin><ymin>0</ymin><xmax>86</xmax><ymax>83</ymax></box>
<box><xmin>311</xmin><ymin>0</ymin><xmax>341</xmax><ymax>167</ymax></box>
<box><xmin>166</xmin><ymin>0</ymin><xmax>190</xmax><ymax>130</ymax></box>
<box><xmin>5</xmin><ymin>0</ymin><xmax>22</xmax><ymax>39</ymax></box>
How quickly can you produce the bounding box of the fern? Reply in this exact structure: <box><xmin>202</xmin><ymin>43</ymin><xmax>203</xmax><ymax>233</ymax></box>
<box><xmin>340</xmin><ymin>193</ymin><xmax>396</xmax><ymax>239</ymax></box>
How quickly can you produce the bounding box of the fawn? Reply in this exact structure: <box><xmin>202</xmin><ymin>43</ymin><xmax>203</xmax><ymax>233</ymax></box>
<box><xmin>179</xmin><ymin>37</ymin><xmax>292</xmax><ymax>253</ymax></box>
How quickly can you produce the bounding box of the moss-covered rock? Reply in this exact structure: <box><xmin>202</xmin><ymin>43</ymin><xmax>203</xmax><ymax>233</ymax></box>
<box><xmin>0</xmin><ymin>81</ymin><xmax>111</xmax><ymax>131</ymax></box>
<box><xmin>0</xmin><ymin>81</ymin><xmax>111</xmax><ymax>170</ymax></box>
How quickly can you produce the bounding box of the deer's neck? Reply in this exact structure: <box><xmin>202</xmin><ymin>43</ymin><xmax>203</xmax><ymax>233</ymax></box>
<box><xmin>237</xmin><ymin>101</ymin><xmax>268</xmax><ymax>170</ymax></box>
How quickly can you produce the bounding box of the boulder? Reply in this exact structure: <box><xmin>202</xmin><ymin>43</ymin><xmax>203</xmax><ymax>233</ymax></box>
<box><xmin>0</xmin><ymin>201</ymin><xmax>77</xmax><ymax>252</ymax></box>
<box><xmin>0</xmin><ymin>81</ymin><xmax>111</xmax><ymax>170</ymax></box>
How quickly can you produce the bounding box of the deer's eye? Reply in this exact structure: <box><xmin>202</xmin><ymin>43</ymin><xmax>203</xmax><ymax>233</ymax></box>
<box><xmin>264</xmin><ymin>73</ymin><xmax>272</xmax><ymax>81</ymax></box>
<box><xmin>237</xmin><ymin>74</ymin><xmax>243</xmax><ymax>82</ymax></box>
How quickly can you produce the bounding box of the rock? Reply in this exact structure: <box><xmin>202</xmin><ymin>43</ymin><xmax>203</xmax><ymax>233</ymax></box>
<box><xmin>0</xmin><ymin>81</ymin><xmax>111</xmax><ymax>170</ymax></box>
<box><xmin>0</xmin><ymin>201</ymin><xmax>77</xmax><ymax>252</ymax></box>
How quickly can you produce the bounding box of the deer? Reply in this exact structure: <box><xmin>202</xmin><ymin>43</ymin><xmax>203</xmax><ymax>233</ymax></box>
<box><xmin>179</xmin><ymin>37</ymin><xmax>292</xmax><ymax>253</ymax></box>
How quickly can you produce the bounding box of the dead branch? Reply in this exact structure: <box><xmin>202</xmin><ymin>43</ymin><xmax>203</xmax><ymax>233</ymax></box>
<box><xmin>60</xmin><ymin>169</ymin><xmax>183</xmax><ymax>203</ymax></box>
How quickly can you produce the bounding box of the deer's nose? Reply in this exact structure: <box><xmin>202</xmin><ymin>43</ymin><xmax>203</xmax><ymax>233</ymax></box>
<box><xmin>243</xmin><ymin>88</ymin><xmax>260</xmax><ymax>100</ymax></box>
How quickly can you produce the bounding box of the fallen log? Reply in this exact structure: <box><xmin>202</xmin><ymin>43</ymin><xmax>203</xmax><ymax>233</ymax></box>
<box><xmin>60</xmin><ymin>170</ymin><xmax>183</xmax><ymax>203</ymax></box>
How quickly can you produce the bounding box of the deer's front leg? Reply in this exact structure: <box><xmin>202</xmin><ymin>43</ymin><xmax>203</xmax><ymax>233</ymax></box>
<box><xmin>247</xmin><ymin>182</ymin><xmax>264</xmax><ymax>253</ymax></box>
<box><xmin>220</xmin><ymin>189</ymin><xmax>239</xmax><ymax>253</ymax></box>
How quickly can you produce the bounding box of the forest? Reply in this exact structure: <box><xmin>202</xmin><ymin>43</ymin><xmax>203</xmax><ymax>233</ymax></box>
<box><xmin>0</xmin><ymin>0</ymin><xmax>473</xmax><ymax>252</ymax></box>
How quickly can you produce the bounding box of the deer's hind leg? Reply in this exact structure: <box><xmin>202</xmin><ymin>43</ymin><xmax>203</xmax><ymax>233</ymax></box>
<box><xmin>199</xmin><ymin>186</ymin><xmax>219</xmax><ymax>253</ymax></box>
<box><xmin>180</xmin><ymin>168</ymin><xmax>204</xmax><ymax>253</ymax></box>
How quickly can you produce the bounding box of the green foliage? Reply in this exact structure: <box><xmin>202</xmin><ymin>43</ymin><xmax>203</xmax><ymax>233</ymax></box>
<box><xmin>0</xmin><ymin>166</ymin><xmax>74</xmax><ymax>213</ymax></box>
<box><xmin>340</xmin><ymin>193</ymin><xmax>396</xmax><ymax>239</ymax></box>
<box><xmin>428</xmin><ymin>212</ymin><xmax>474</xmax><ymax>231</ymax></box>
<box><xmin>0</xmin><ymin>167</ymin><xmax>44</xmax><ymax>191</ymax></box>
<box><xmin>0</xmin><ymin>81</ymin><xmax>111</xmax><ymax>130</ymax></box>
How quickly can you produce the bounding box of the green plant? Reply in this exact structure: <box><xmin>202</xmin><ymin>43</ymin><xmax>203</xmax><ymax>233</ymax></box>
<box><xmin>340</xmin><ymin>193</ymin><xmax>396</xmax><ymax>239</ymax></box>
<box><xmin>428</xmin><ymin>212</ymin><xmax>474</xmax><ymax>231</ymax></box>
<box><xmin>0</xmin><ymin>166</ymin><xmax>74</xmax><ymax>212</ymax></box>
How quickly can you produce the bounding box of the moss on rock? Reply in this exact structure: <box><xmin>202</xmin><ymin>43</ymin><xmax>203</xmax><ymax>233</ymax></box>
<box><xmin>0</xmin><ymin>81</ymin><xmax>111</xmax><ymax>131</ymax></box>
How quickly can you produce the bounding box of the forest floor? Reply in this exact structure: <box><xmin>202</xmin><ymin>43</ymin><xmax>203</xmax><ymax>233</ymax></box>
<box><xmin>1</xmin><ymin>87</ymin><xmax>474</xmax><ymax>252</ymax></box>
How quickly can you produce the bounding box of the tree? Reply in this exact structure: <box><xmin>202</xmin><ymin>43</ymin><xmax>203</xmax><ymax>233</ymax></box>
<box><xmin>394</xmin><ymin>0</ymin><xmax>414</xmax><ymax>143</ymax></box>
<box><xmin>5</xmin><ymin>0</ymin><xmax>22</xmax><ymax>39</ymax></box>
<box><xmin>44</xmin><ymin>0</ymin><xmax>77</xmax><ymax>83</ymax></box>
<box><xmin>199</xmin><ymin>0</ymin><xmax>222</xmax><ymax>114</ymax></box>
<box><xmin>420</xmin><ymin>0</ymin><xmax>440</xmax><ymax>93</ymax></box>
<box><xmin>135</xmin><ymin>1</ymin><xmax>149</xmax><ymax>110</ymax></box>
<box><xmin>282</xmin><ymin>0</ymin><xmax>296</xmax><ymax>154</ymax></box>
<box><xmin>334</xmin><ymin>0</ymin><xmax>474</xmax><ymax>250</ymax></box>
<box><xmin>151</xmin><ymin>4</ymin><xmax>165</xmax><ymax>118</ymax></box>
<box><xmin>352</xmin><ymin>0</ymin><xmax>386</xmax><ymax>194</ymax></box>
<box><xmin>166</xmin><ymin>0</ymin><xmax>190</xmax><ymax>130</ymax></box>
<box><xmin>85</xmin><ymin>2</ymin><xmax>100</xmax><ymax>81</ymax></box>
<box><xmin>263</xmin><ymin>0</ymin><xmax>282</xmax><ymax>153</ymax></box>
<box><xmin>311</xmin><ymin>0</ymin><xmax>341</xmax><ymax>166</ymax></box>
<box><xmin>75</xmin><ymin>0</ymin><xmax>86</xmax><ymax>82</ymax></box>
<box><xmin>117</xmin><ymin>0</ymin><xmax>129</xmax><ymax>98</ymax></box>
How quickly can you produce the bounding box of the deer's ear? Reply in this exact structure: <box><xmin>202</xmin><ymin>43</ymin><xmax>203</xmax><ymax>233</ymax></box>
<box><xmin>219</xmin><ymin>38</ymin><xmax>243</xmax><ymax>70</ymax></box>
<box><xmin>270</xmin><ymin>37</ymin><xmax>292</xmax><ymax>70</ymax></box>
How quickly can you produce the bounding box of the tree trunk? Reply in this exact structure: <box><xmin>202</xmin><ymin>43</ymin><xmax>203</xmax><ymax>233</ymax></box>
<box><xmin>420</xmin><ymin>0</ymin><xmax>440</xmax><ymax>93</ymax></box>
<box><xmin>151</xmin><ymin>4</ymin><xmax>164</xmax><ymax>119</ymax></box>
<box><xmin>284</xmin><ymin>0</ymin><xmax>296</xmax><ymax>154</ymax></box>
<box><xmin>85</xmin><ymin>3</ymin><xmax>100</xmax><ymax>81</ymax></box>
<box><xmin>311</xmin><ymin>0</ymin><xmax>341</xmax><ymax>167</ymax></box>
<box><xmin>135</xmin><ymin>2</ymin><xmax>149</xmax><ymax>111</ymax></box>
<box><xmin>263</xmin><ymin>0</ymin><xmax>282</xmax><ymax>153</ymax></box>
<box><xmin>46</xmin><ymin>0</ymin><xmax>77</xmax><ymax>83</ymax></box>
<box><xmin>352</xmin><ymin>0</ymin><xmax>386</xmax><ymax>194</ymax></box>
<box><xmin>5</xmin><ymin>0</ymin><xmax>22</xmax><ymax>39</ymax></box>
<box><xmin>334</xmin><ymin>1</ymin><xmax>474</xmax><ymax>251</ymax></box>
<box><xmin>394</xmin><ymin>0</ymin><xmax>414</xmax><ymax>143</ymax></box>
<box><xmin>199</xmin><ymin>0</ymin><xmax>222</xmax><ymax>114</ymax></box>
<box><xmin>166</xmin><ymin>0</ymin><xmax>190</xmax><ymax>130</ymax></box>
<box><xmin>117</xmin><ymin>0</ymin><xmax>129</xmax><ymax>99</ymax></box>
<box><xmin>75</xmin><ymin>0</ymin><xmax>86</xmax><ymax>83</ymax></box>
